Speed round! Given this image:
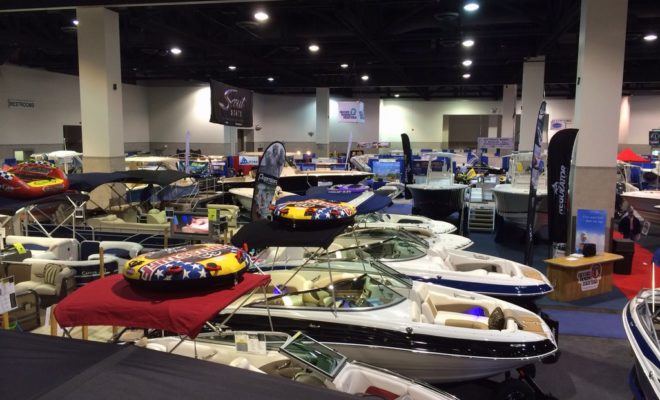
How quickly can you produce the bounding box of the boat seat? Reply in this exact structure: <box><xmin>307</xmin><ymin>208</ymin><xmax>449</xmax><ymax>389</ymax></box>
<box><xmin>5</xmin><ymin>236</ymin><xmax>79</xmax><ymax>261</ymax></box>
<box><xmin>434</xmin><ymin>311</ymin><xmax>489</xmax><ymax>330</ymax></box>
<box><xmin>230</xmin><ymin>357</ymin><xmax>266</xmax><ymax>374</ymax></box>
<box><xmin>293</xmin><ymin>371</ymin><xmax>326</xmax><ymax>387</ymax></box>
<box><xmin>302</xmin><ymin>289</ymin><xmax>330</xmax><ymax>307</ymax></box>
<box><xmin>411</xmin><ymin>302</ymin><xmax>421</xmax><ymax>322</ymax></box>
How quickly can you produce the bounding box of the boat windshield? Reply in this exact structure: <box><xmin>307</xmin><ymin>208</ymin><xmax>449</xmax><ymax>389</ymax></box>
<box><xmin>251</xmin><ymin>273</ymin><xmax>406</xmax><ymax>310</ymax></box>
<box><xmin>279</xmin><ymin>332</ymin><xmax>347</xmax><ymax>378</ymax></box>
<box><xmin>197</xmin><ymin>331</ymin><xmax>290</xmax><ymax>351</ymax></box>
<box><xmin>333</xmin><ymin>230</ymin><xmax>428</xmax><ymax>261</ymax></box>
<box><xmin>636</xmin><ymin>298</ymin><xmax>660</xmax><ymax>346</ymax></box>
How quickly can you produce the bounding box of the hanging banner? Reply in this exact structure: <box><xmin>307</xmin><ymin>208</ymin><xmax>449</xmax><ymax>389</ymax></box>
<box><xmin>209</xmin><ymin>80</ymin><xmax>253</xmax><ymax>127</ymax></box>
<box><xmin>337</xmin><ymin>101</ymin><xmax>365</xmax><ymax>123</ymax></box>
<box><xmin>546</xmin><ymin>128</ymin><xmax>578</xmax><ymax>246</ymax></box>
<box><xmin>523</xmin><ymin>101</ymin><xmax>546</xmax><ymax>266</ymax></box>
<box><xmin>250</xmin><ymin>142</ymin><xmax>286</xmax><ymax>221</ymax></box>
<box><xmin>401</xmin><ymin>133</ymin><xmax>414</xmax><ymax>199</ymax></box>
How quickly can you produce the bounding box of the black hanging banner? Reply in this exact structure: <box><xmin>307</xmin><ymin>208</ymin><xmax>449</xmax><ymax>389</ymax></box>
<box><xmin>401</xmin><ymin>133</ymin><xmax>414</xmax><ymax>199</ymax></box>
<box><xmin>546</xmin><ymin>128</ymin><xmax>578</xmax><ymax>246</ymax></box>
<box><xmin>250</xmin><ymin>141</ymin><xmax>286</xmax><ymax>221</ymax></box>
<box><xmin>523</xmin><ymin>101</ymin><xmax>546</xmax><ymax>266</ymax></box>
<box><xmin>209</xmin><ymin>80</ymin><xmax>253</xmax><ymax>127</ymax></box>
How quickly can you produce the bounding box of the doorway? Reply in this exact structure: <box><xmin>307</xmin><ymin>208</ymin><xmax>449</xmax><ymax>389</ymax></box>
<box><xmin>237</xmin><ymin>129</ymin><xmax>255</xmax><ymax>152</ymax></box>
<box><xmin>63</xmin><ymin>125</ymin><xmax>82</xmax><ymax>153</ymax></box>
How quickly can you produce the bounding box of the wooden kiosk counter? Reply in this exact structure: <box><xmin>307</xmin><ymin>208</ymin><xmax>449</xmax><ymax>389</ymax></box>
<box><xmin>544</xmin><ymin>253</ymin><xmax>623</xmax><ymax>302</ymax></box>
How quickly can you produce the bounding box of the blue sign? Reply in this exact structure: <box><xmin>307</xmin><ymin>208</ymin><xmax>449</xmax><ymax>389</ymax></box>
<box><xmin>575</xmin><ymin>209</ymin><xmax>607</xmax><ymax>254</ymax></box>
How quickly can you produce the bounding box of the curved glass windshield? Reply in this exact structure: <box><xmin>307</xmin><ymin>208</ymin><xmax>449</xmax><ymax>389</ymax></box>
<box><xmin>280</xmin><ymin>332</ymin><xmax>346</xmax><ymax>378</ymax></box>
<box><xmin>252</xmin><ymin>273</ymin><xmax>405</xmax><ymax>310</ymax></box>
<box><xmin>333</xmin><ymin>232</ymin><xmax>427</xmax><ymax>262</ymax></box>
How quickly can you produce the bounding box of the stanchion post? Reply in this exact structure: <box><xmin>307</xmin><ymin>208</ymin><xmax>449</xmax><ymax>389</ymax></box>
<box><xmin>99</xmin><ymin>247</ymin><xmax>105</xmax><ymax>279</ymax></box>
<box><xmin>82</xmin><ymin>326</ymin><xmax>88</xmax><ymax>340</ymax></box>
<box><xmin>2</xmin><ymin>313</ymin><xmax>9</xmax><ymax>330</ymax></box>
<box><xmin>50</xmin><ymin>305</ymin><xmax>57</xmax><ymax>336</ymax></box>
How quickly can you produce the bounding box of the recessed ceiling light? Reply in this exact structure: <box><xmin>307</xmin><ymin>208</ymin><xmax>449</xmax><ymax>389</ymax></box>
<box><xmin>267</xmin><ymin>77</ymin><xmax>274</xmax><ymax>82</ymax></box>
<box><xmin>72</xmin><ymin>19</ymin><xmax>79</xmax><ymax>26</ymax></box>
<box><xmin>463</xmin><ymin>1</ymin><xmax>479</xmax><ymax>12</ymax></box>
<box><xmin>170</xmin><ymin>47</ymin><xmax>182</xmax><ymax>55</ymax></box>
<box><xmin>308</xmin><ymin>44</ymin><xmax>320</xmax><ymax>52</ymax></box>
<box><xmin>462</xmin><ymin>59</ymin><xmax>473</xmax><ymax>66</ymax></box>
<box><xmin>340</xmin><ymin>63</ymin><xmax>349</xmax><ymax>69</ymax></box>
<box><xmin>394</xmin><ymin>94</ymin><xmax>400</xmax><ymax>98</ymax></box>
<box><xmin>361</xmin><ymin>74</ymin><xmax>369</xmax><ymax>81</ymax></box>
<box><xmin>228</xmin><ymin>65</ymin><xmax>237</xmax><ymax>71</ymax></box>
<box><xmin>254</xmin><ymin>11</ymin><xmax>269</xmax><ymax>22</ymax></box>
<box><xmin>644</xmin><ymin>34</ymin><xmax>658</xmax><ymax>41</ymax></box>
<box><xmin>462</xmin><ymin>39</ymin><xmax>475</xmax><ymax>47</ymax></box>
<box><xmin>462</xmin><ymin>73</ymin><xmax>471</xmax><ymax>79</ymax></box>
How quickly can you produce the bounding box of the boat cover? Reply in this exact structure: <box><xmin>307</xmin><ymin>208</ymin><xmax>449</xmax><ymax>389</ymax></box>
<box><xmin>0</xmin><ymin>192</ymin><xmax>89</xmax><ymax>213</ymax></box>
<box><xmin>68</xmin><ymin>170</ymin><xmax>191</xmax><ymax>192</ymax></box>
<box><xmin>278</xmin><ymin>188</ymin><xmax>393</xmax><ymax>214</ymax></box>
<box><xmin>0</xmin><ymin>330</ymin><xmax>353</xmax><ymax>400</ymax></box>
<box><xmin>231</xmin><ymin>219</ymin><xmax>348</xmax><ymax>250</ymax></box>
<box><xmin>54</xmin><ymin>273</ymin><xmax>270</xmax><ymax>338</ymax></box>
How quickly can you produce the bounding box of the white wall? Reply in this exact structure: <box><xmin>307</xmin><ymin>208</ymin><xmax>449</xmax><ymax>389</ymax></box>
<box><xmin>147</xmin><ymin>85</ymin><xmax>223</xmax><ymax>144</ymax></box>
<box><xmin>252</xmin><ymin>93</ymin><xmax>315</xmax><ymax>144</ymax></box>
<box><xmin>628</xmin><ymin>96</ymin><xmax>660</xmax><ymax>144</ymax></box>
<box><xmin>0</xmin><ymin>64</ymin><xmax>149</xmax><ymax>147</ymax></box>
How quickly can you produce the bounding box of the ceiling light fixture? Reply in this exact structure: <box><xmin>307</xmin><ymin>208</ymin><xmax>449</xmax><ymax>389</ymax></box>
<box><xmin>463</xmin><ymin>1</ymin><xmax>479</xmax><ymax>12</ymax></box>
<box><xmin>462</xmin><ymin>73</ymin><xmax>471</xmax><ymax>79</ymax></box>
<box><xmin>644</xmin><ymin>34</ymin><xmax>658</xmax><ymax>41</ymax></box>
<box><xmin>462</xmin><ymin>59</ymin><xmax>473</xmax><ymax>66</ymax></box>
<box><xmin>170</xmin><ymin>47</ymin><xmax>182</xmax><ymax>55</ymax></box>
<box><xmin>340</xmin><ymin>63</ymin><xmax>349</xmax><ymax>69</ymax></box>
<box><xmin>267</xmin><ymin>77</ymin><xmax>274</xmax><ymax>82</ymax></box>
<box><xmin>394</xmin><ymin>94</ymin><xmax>400</xmax><ymax>98</ymax></box>
<box><xmin>308</xmin><ymin>44</ymin><xmax>320</xmax><ymax>52</ymax></box>
<box><xmin>254</xmin><ymin>11</ymin><xmax>269</xmax><ymax>22</ymax></box>
<box><xmin>72</xmin><ymin>19</ymin><xmax>79</xmax><ymax>26</ymax></box>
<box><xmin>462</xmin><ymin>39</ymin><xmax>475</xmax><ymax>47</ymax></box>
<box><xmin>228</xmin><ymin>65</ymin><xmax>237</xmax><ymax>71</ymax></box>
<box><xmin>361</xmin><ymin>74</ymin><xmax>369</xmax><ymax>81</ymax></box>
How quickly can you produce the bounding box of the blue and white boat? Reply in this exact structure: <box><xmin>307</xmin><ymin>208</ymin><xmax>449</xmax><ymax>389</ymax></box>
<box><xmin>623</xmin><ymin>289</ymin><xmax>660</xmax><ymax>400</ymax></box>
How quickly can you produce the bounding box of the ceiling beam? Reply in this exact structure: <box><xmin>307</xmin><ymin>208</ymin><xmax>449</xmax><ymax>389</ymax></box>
<box><xmin>0</xmin><ymin>0</ymin><xmax>285</xmax><ymax>13</ymax></box>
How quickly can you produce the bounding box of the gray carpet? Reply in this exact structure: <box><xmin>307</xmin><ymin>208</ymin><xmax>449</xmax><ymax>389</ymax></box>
<box><xmin>437</xmin><ymin>335</ymin><xmax>634</xmax><ymax>399</ymax></box>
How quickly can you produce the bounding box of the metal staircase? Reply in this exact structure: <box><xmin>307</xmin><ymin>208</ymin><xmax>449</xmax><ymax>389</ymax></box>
<box><xmin>468</xmin><ymin>203</ymin><xmax>496</xmax><ymax>232</ymax></box>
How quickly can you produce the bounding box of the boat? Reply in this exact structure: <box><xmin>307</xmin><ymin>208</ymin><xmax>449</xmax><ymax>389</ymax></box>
<box><xmin>492</xmin><ymin>152</ymin><xmax>548</xmax><ymax>232</ymax></box>
<box><xmin>228</xmin><ymin>220</ymin><xmax>558</xmax><ymax>384</ymax></box>
<box><xmin>144</xmin><ymin>331</ymin><xmax>458</xmax><ymax>400</ymax></box>
<box><xmin>52</xmin><ymin>269</ymin><xmax>455</xmax><ymax>400</ymax></box>
<box><xmin>623</xmin><ymin>289</ymin><xmax>660</xmax><ymax>400</ymax></box>
<box><xmin>0</xmin><ymin>162</ymin><xmax>69</xmax><ymax>199</ymax></box>
<box><xmin>356</xmin><ymin>212</ymin><xmax>458</xmax><ymax>235</ymax></box>
<box><xmin>621</xmin><ymin>190</ymin><xmax>660</xmax><ymax>225</ymax></box>
<box><xmin>229</xmin><ymin>186</ymin><xmax>296</xmax><ymax>210</ymax></box>
<box><xmin>406</xmin><ymin>152</ymin><xmax>469</xmax><ymax>221</ymax></box>
<box><xmin>259</xmin><ymin>226</ymin><xmax>551</xmax><ymax>305</ymax></box>
<box><xmin>279</xmin><ymin>165</ymin><xmax>373</xmax><ymax>195</ymax></box>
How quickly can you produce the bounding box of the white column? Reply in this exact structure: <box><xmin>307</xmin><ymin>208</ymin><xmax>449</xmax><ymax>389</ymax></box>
<box><xmin>315</xmin><ymin>88</ymin><xmax>330</xmax><ymax>157</ymax></box>
<box><xmin>76</xmin><ymin>7</ymin><xmax>124</xmax><ymax>171</ymax></box>
<box><xmin>570</xmin><ymin>0</ymin><xmax>628</xmax><ymax>248</ymax></box>
<box><xmin>618</xmin><ymin>96</ymin><xmax>631</xmax><ymax>147</ymax></box>
<box><xmin>224</xmin><ymin>126</ymin><xmax>237</xmax><ymax>155</ymax></box>
<box><xmin>501</xmin><ymin>84</ymin><xmax>517</xmax><ymax>139</ymax></box>
<box><xmin>519</xmin><ymin>58</ymin><xmax>545</xmax><ymax>151</ymax></box>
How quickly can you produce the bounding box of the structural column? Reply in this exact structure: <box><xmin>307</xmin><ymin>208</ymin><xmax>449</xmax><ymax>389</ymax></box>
<box><xmin>501</xmin><ymin>84</ymin><xmax>517</xmax><ymax>140</ymax></box>
<box><xmin>570</xmin><ymin>0</ymin><xmax>628</xmax><ymax>248</ymax></box>
<box><xmin>518</xmin><ymin>57</ymin><xmax>545</xmax><ymax>151</ymax></box>
<box><xmin>224</xmin><ymin>126</ymin><xmax>237</xmax><ymax>155</ymax></box>
<box><xmin>76</xmin><ymin>7</ymin><xmax>124</xmax><ymax>172</ymax></box>
<box><xmin>315</xmin><ymin>88</ymin><xmax>330</xmax><ymax>157</ymax></box>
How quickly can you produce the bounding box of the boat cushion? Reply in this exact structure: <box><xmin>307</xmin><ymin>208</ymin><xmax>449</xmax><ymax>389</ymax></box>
<box><xmin>43</xmin><ymin>263</ymin><xmax>62</xmax><ymax>285</ymax></box>
<box><xmin>434</xmin><ymin>311</ymin><xmax>489</xmax><ymax>329</ymax></box>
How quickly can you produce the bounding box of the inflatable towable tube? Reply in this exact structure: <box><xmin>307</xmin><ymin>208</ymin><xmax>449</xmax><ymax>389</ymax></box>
<box><xmin>272</xmin><ymin>198</ymin><xmax>357</xmax><ymax>228</ymax></box>
<box><xmin>0</xmin><ymin>162</ymin><xmax>69</xmax><ymax>199</ymax></box>
<box><xmin>123</xmin><ymin>244</ymin><xmax>250</xmax><ymax>289</ymax></box>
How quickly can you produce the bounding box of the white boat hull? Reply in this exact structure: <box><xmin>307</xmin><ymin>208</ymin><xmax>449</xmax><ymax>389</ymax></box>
<box><xmin>492</xmin><ymin>184</ymin><xmax>548</xmax><ymax>231</ymax></box>
<box><xmin>621</xmin><ymin>191</ymin><xmax>660</xmax><ymax>225</ymax></box>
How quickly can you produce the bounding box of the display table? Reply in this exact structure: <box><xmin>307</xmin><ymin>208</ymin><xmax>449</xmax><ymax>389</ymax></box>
<box><xmin>544</xmin><ymin>253</ymin><xmax>623</xmax><ymax>302</ymax></box>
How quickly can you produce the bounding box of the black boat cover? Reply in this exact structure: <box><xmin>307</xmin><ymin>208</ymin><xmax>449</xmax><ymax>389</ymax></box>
<box><xmin>231</xmin><ymin>219</ymin><xmax>348</xmax><ymax>250</ymax></box>
<box><xmin>68</xmin><ymin>170</ymin><xmax>191</xmax><ymax>192</ymax></box>
<box><xmin>0</xmin><ymin>330</ymin><xmax>353</xmax><ymax>400</ymax></box>
<box><xmin>0</xmin><ymin>192</ymin><xmax>89</xmax><ymax>213</ymax></box>
<box><xmin>278</xmin><ymin>189</ymin><xmax>393</xmax><ymax>214</ymax></box>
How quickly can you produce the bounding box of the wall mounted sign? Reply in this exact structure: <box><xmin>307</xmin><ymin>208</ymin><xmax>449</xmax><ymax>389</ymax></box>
<box><xmin>650</xmin><ymin>129</ymin><xmax>660</xmax><ymax>146</ymax></box>
<box><xmin>8</xmin><ymin>99</ymin><xmax>35</xmax><ymax>110</ymax></box>
<box><xmin>477</xmin><ymin>137</ymin><xmax>514</xmax><ymax>149</ymax></box>
<box><xmin>337</xmin><ymin>101</ymin><xmax>365</xmax><ymax>123</ymax></box>
<box><xmin>238</xmin><ymin>155</ymin><xmax>259</xmax><ymax>166</ymax></box>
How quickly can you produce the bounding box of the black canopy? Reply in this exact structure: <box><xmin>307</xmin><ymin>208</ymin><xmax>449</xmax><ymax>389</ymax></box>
<box><xmin>0</xmin><ymin>192</ymin><xmax>89</xmax><ymax>213</ymax></box>
<box><xmin>68</xmin><ymin>170</ymin><xmax>191</xmax><ymax>192</ymax></box>
<box><xmin>0</xmin><ymin>330</ymin><xmax>353</xmax><ymax>400</ymax></box>
<box><xmin>231</xmin><ymin>219</ymin><xmax>348</xmax><ymax>250</ymax></box>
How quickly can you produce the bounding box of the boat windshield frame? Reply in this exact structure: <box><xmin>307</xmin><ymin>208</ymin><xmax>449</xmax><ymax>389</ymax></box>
<box><xmin>279</xmin><ymin>331</ymin><xmax>347</xmax><ymax>379</ymax></box>
<box><xmin>335</xmin><ymin>230</ymin><xmax>428</xmax><ymax>262</ymax></box>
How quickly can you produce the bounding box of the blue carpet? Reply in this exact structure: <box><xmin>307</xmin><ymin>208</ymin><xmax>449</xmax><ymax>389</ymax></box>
<box><xmin>543</xmin><ymin>309</ymin><xmax>626</xmax><ymax>339</ymax></box>
<box><xmin>383</xmin><ymin>203</ymin><xmax>412</xmax><ymax>215</ymax></box>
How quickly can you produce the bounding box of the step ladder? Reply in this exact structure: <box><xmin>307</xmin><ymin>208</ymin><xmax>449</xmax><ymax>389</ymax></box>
<box><xmin>468</xmin><ymin>204</ymin><xmax>496</xmax><ymax>232</ymax></box>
